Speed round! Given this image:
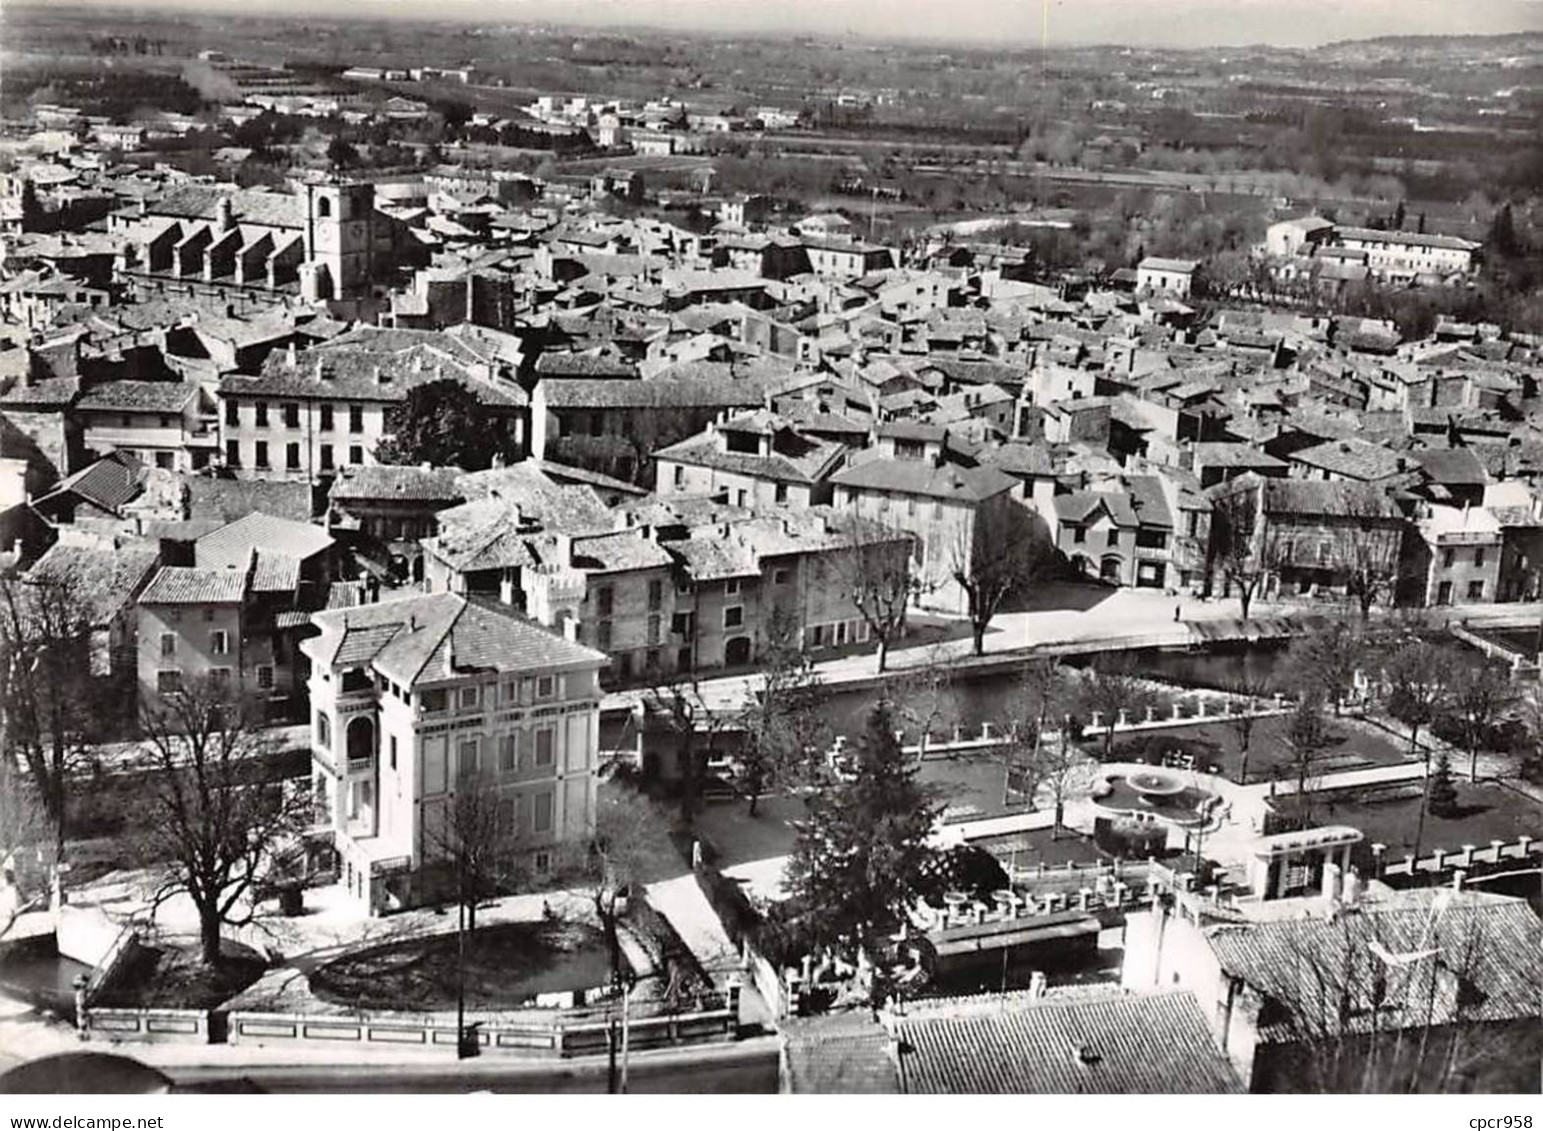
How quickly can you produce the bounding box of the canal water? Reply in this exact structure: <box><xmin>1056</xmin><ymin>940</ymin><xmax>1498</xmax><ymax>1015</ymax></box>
<box><xmin>0</xmin><ymin>936</ymin><xmax>91</xmax><ymax>1017</ymax></box>
<box><xmin>813</xmin><ymin>641</ymin><xmax>1294</xmax><ymax>742</ymax></box>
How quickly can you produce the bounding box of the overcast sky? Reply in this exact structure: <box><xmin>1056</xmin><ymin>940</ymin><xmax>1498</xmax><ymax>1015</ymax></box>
<box><xmin>42</xmin><ymin>0</ymin><xmax>1543</xmax><ymax>47</ymax></box>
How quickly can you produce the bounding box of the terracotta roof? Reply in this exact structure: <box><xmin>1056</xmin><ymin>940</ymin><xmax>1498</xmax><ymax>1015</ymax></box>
<box><xmin>1139</xmin><ymin>256</ymin><xmax>1201</xmax><ymax>274</ymax></box>
<box><xmin>1336</xmin><ymin>227</ymin><xmax>1481</xmax><ymax>253</ymax></box>
<box><xmin>571</xmin><ymin>530</ymin><xmax>675</xmax><ymax>573</ymax></box>
<box><xmin>896</xmin><ymin>989</ymin><xmax>1242</xmax><ymax>1093</ymax></box>
<box><xmin>186</xmin><ymin>477</ymin><xmax>312</xmax><ymax>524</ymax></box>
<box><xmin>223</xmin><ymin>334</ymin><xmax>523</xmax><ymax>407</ymax></box>
<box><xmin>977</xmin><ymin>441</ymin><xmax>1057</xmax><ymax>477</ymax></box>
<box><xmin>533</xmin><ymin>352</ymin><xmax>639</xmax><ymax>379</ymax></box>
<box><xmin>305</xmin><ymin>592</ymin><xmax>606</xmax><ymax>687</ymax></box>
<box><xmin>139</xmin><ymin>565</ymin><xmax>248</xmax><ymax>605</ymax></box>
<box><xmin>536</xmin><ymin>375</ymin><xmax>772</xmax><ymax>411</ymax></box>
<box><xmin>149</xmin><ymin>185</ymin><xmax>305</xmax><ymax>230</ymax></box>
<box><xmin>832</xmin><ymin>458</ymin><xmax>1018</xmax><ymax>503</ymax></box>
<box><xmin>1191</xmin><ymin>442</ymin><xmax>1288</xmax><ymax>471</ymax></box>
<box><xmin>1127</xmin><ymin>475</ymin><xmax>1174</xmax><ymax>529</ymax></box>
<box><xmin>654</xmin><ymin>424</ymin><xmax>845</xmax><ymax>486</ymax></box>
<box><xmin>1054</xmin><ymin>489</ymin><xmax>1138</xmax><ymax>527</ymax></box>
<box><xmin>328</xmin><ymin>464</ymin><xmax>466</xmax><ymax>504</ymax></box>
<box><xmin>195</xmin><ymin>512</ymin><xmax>334</xmax><ymax>568</ymax></box>
<box><xmin>456</xmin><ymin>464</ymin><xmax>613</xmax><ymax>532</ymax></box>
<box><xmin>780</xmin><ymin>1014</ymin><xmax>899</xmax><ymax>1094</ymax></box>
<box><xmin>1289</xmin><ymin>437</ymin><xmax>1408</xmax><ymax>481</ymax></box>
<box><xmin>1409</xmin><ymin>447</ymin><xmax>1490</xmax><ymax>486</ymax></box>
<box><xmin>1229</xmin><ymin>475</ymin><xmax>1404</xmax><ymax>521</ymax></box>
<box><xmin>668</xmin><ymin>533</ymin><xmax>761</xmax><ymax>581</ymax></box>
<box><xmin>43</xmin><ymin>452</ymin><xmax>147</xmax><ymax>513</ymax></box>
<box><xmin>251</xmin><ymin>551</ymin><xmax>300</xmax><ymax>593</ymax></box>
<box><xmin>24</xmin><ymin>543</ymin><xmax>159</xmax><ymax>627</ymax></box>
<box><xmin>74</xmin><ymin>380</ymin><xmax>196</xmax><ymax>414</ymax></box>
<box><xmin>0</xmin><ymin>377</ymin><xmax>79</xmax><ymax>408</ymax></box>
<box><xmin>531</xmin><ymin>458</ymin><xmax>649</xmax><ymax>497</ymax></box>
<box><xmin>1206</xmin><ymin>889</ymin><xmax>1541</xmax><ymax>1041</ymax></box>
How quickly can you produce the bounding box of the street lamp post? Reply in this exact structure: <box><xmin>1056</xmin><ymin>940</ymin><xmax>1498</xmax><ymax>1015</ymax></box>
<box><xmin>456</xmin><ymin>891</ymin><xmax>467</xmax><ymax>1055</ymax></box>
<box><xmin>455</xmin><ymin>882</ymin><xmax>478</xmax><ymax>1059</ymax></box>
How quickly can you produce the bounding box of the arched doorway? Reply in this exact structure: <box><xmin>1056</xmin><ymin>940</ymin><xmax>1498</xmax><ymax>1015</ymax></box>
<box><xmin>725</xmin><ymin>636</ymin><xmax>751</xmax><ymax>666</ymax></box>
<box><xmin>1100</xmin><ymin>556</ymin><xmax>1122</xmax><ymax>583</ymax></box>
<box><xmin>346</xmin><ymin>715</ymin><xmax>375</xmax><ymax>765</ymax></box>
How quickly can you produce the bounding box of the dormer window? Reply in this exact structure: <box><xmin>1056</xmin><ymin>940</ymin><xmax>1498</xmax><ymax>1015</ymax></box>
<box><xmin>724</xmin><ymin>430</ymin><xmax>759</xmax><ymax>455</ymax></box>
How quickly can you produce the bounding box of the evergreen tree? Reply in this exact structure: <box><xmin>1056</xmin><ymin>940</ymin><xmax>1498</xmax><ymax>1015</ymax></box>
<box><xmin>1488</xmin><ymin>203</ymin><xmax>1519</xmax><ymax>259</ymax></box>
<box><xmin>1393</xmin><ymin>200</ymin><xmax>1406</xmax><ymax>231</ymax></box>
<box><xmin>374</xmin><ymin>378</ymin><xmax>513</xmax><ymax>470</ymax></box>
<box><xmin>783</xmin><ymin>700</ymin><xmax>943</xmax><ymax>963</ymax></box>
<box><xmin>1427</xmin><ymin>750</ymin><xmax>1459</xmax><ymax>818</ymax></box>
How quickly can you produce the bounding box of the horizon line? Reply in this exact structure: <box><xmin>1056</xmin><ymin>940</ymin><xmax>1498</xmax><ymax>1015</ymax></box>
<box><xmin>6</xmin><ymin>0</ymin><xmax>1543</xmax><ymax>53</ymax></box>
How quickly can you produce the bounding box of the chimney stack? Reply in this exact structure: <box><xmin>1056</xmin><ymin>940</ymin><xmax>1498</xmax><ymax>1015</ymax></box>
<box><xmin>1321</xmin><ymin>861</ymin><xmax>1342</xmax><ymax>903</ymax></box>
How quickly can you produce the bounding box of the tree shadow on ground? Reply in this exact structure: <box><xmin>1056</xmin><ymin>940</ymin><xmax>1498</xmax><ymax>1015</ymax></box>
<box><xmin>1003</xmin><ymin>581</ymin><xmax>1119</xmax><ymax>614</ymax></box>
<box><xmin>93</xmin><ymin>937</ymin><xmax>265</xmax><ymax>1010</ymax></box>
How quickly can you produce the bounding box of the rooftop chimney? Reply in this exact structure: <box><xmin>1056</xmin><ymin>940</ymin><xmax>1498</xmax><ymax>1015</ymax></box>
<box><xmin>286</xmin><ymin>341</ymin><xmax>298</xmax><ymax>366</ymax></box>
<box><xmin>1321</xmin><ymin>861</ymin><xmax>1342</xmax><ymax>903</ymax></box>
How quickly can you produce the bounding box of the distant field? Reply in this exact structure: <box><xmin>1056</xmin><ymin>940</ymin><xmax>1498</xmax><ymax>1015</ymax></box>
<box><xmin>557</xmin><ymin>153</ymin><xmax>716</xmax><ymax>175</ymax></box>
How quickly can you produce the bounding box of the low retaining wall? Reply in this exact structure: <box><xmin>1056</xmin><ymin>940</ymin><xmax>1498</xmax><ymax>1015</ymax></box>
<box><xmin>84</xmin><ymin>1006</ymin><xmax>215</xmax><ymax>1044</ymax></box>
<box><xmin>1373</xmin><ymin>834</ymin><xmax>1540</xmax><ymax>885</ymax></box>
<box><xmin>84</xmin><ymin>925</ymin><xmax>142</xmax><ymax>1005</ymax></box>
<box><xmin>744</xmin><ymin>945</ymin><xmax>789</xmax><ymax>1024</ymax></box>
<box><xmin>226</xmin><ymin>987</ymin><xmax>740</xmax><ymax>1058</ymax></box>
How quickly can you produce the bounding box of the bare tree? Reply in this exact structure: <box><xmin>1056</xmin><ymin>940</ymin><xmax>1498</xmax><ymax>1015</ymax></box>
<box><xmin>1385</xmin><ymin>640</ymin><xmax>1454</xmax><ymax>860</ymax></box>
<box><xmin>1385</xmin><ymin>640</ymin><xmax>1450</xmax><ymax>761</ymax></box>
<box><xmin>427</xmin><ymin>769</ymin><xmax>522</xmax><ymax>933</ymax></box>
<box><xmin>136</xmin><ymin>678</ymin><xmax>311</xmax><ymax>965</ymax></box>
<box><xmin>997</xmin><ymin>657</ymin><xmax>1073</xmax><ymax>809</ymax></box>
<box><xmin>0</xmin><ymin>575</ymin><xmax>104</xmax><ymax>861</ymax></box>
<box><xmin>1034</xmin><ymin>710</ymin><xmax>1090</xmax><ymax>841</ymax></box>
<box><xmin>1279</xmin><ymin>694</ymin><xmax>1329</xmax><ymax>822</ymax></box>
<box><xmin>640</xmin><ymin>670</ymin><xmax>732</xmax><ymax>821</ymax></box>
<box><xmin>889</xmin><ymin>643</ymin><xmax>959</xmax><ymax>759</ymax></box>
<box><xmin>1340</xmin><ymin>488</ymin><xmax>1405</xmax><ymax>621</ymax></box>
<box><xmin>1226</xmin><ymin>671</ymin><xmax>1274</xmax><ymax>785</ymax></box>
<box><xmin>1446</xmin><ymin>655</ymin><xmax>1510</xmax><ymax>784</ymax></box>
<box><xmin>1285</xmin><ymin>621</ymin><xmax>1365</xmax><ymax>715</ymax></box>
<box><xmin>0</xmin><ymin>753</ymin><xmax>51</xmax><ymax>941</ymax></box>
<box><xmin>1210</xmin><ymin>486</ymin><xmax>1282</xmax><ymax>619</ymax></box>
<box><xmin>1244</xmin><ymin>895</ymin><xmax>1540</xmax><ymax>1093</ymax></box>
<box><xmin>1078</xmin><ymin>657</ymin><xmax>1153</xmax><ymax>760</ymax></box>
<box><xmin>739</xmin><ymin>610</ymin><xmax>829</xmax><ymax>816</ymax></box>
<box><xmin>558</xmin><ymin>778</ymin><xmax>674</xmax><ymax>1093</ymax></box>
<box><xmin>838</xmin><ymin>519</ymin><xmax>920</xmax><ymax>673</ymax></box>
<box><xmin>950</xmin><ymin>502</ymin><xmax>1055</xmax><ymax>656</ymax></box>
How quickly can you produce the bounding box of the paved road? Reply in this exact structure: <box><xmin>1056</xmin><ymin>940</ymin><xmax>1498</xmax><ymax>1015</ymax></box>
<box><xmin>168</xmin><ymin>1036</ymin><xmax>781</xmax><ymax>1094</ymax></box>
